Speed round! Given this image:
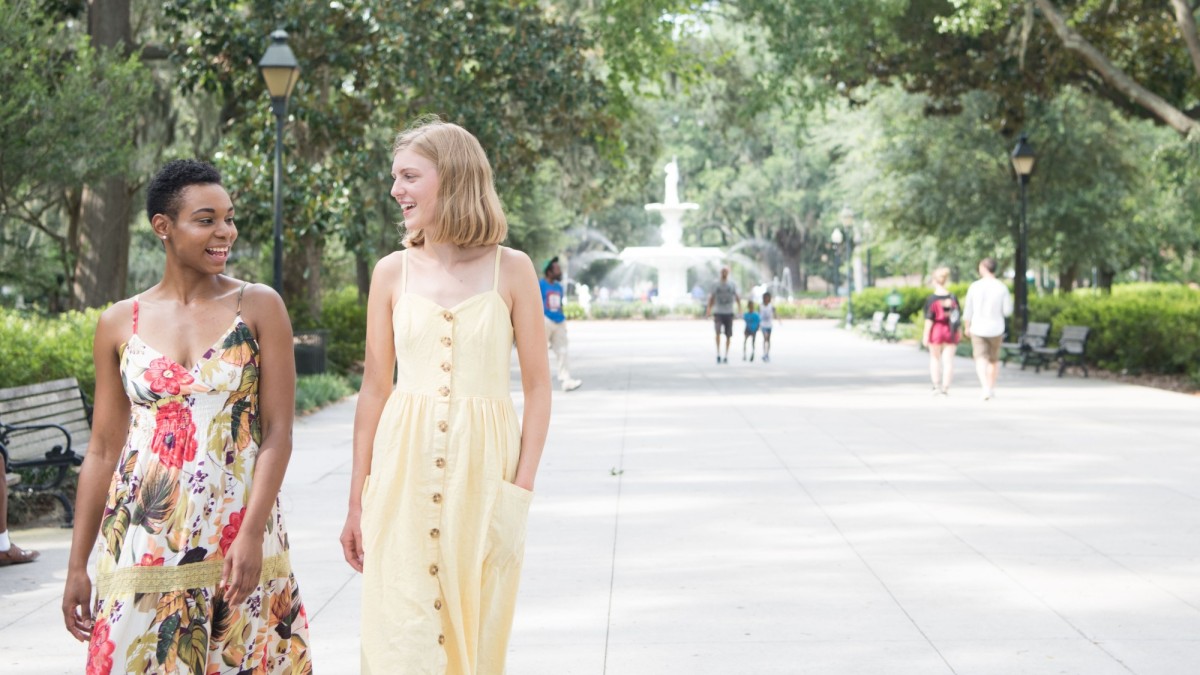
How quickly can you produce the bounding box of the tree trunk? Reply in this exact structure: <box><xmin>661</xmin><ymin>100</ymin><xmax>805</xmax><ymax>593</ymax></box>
<box><xmin>1097</xmin><ymin>266</ymin><xmax>1116</xmax><ymax>293</ymax></box>
<box><xmin>74</xmin><ymin>0</ymin><xmax>133</xmax><ymax>309</ymax></box>
<box><xmin>284</xmin><ymin>232</ymin><xmax>324</xmax><ymax>325</ymax></box>
<box><xmin>73</xmin><ymin>178</ymin><xmax>133</xmax><ymax>308</ymax></box>
<box><xmin>1058</xmin><ymin>263</ymin><xmax>1077</xmax><ymax>294</ymax></box>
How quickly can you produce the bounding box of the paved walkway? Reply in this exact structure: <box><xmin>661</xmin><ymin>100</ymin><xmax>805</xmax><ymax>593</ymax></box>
<box><xmin>3</xmin><ymin>320</ymin><xmax>1200</xmax><ymax>674</ymax></box>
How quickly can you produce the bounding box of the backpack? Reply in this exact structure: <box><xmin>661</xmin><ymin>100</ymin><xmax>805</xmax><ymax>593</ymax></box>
<box><xmin>939</xmin><ymin>296</ymin><xmax>961</xmax><ymax>331</ymax></box>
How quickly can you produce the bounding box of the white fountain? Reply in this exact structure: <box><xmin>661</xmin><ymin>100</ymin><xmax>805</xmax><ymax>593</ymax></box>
<box><xmin>620</xmin><ymin>159</ymin><xmax>723</xmax><ymax>305</ymax></box>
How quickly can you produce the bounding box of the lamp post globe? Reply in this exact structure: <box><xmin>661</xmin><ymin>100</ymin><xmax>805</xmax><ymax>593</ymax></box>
<box><xmin>258</xmin><ymin>29</ymin><xmax>300</xmax><ymax>297</ymax></box>
<box><xmin>1010</xmin><ymin>134</ymin><xmax>1036</xmax><ymax>336</ymax></box>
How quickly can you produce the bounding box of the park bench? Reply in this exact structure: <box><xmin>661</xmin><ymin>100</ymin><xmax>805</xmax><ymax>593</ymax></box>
<box><xmin>1001</xmin><ymin>321</ymin><xmax>1052</xmax><ymax>370</ymax></box>
<box><xmin>0</xmin><ymin>378</ymin><xmax>91</xmax><ymax>526</ymax></box>
<box><xmin>867</xmin><ymin>311</ymin><xmax>900</xmax><ymax>341</ymax></box>
<box><xmin>1030</xmin><ymin>325</ymin><xmax>1091</xmax><ymax>378</ymax></box>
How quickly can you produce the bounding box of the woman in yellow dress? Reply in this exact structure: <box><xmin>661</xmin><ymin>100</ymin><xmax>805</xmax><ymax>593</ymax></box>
<box><xmin>339</xmin><ymin>119</ymin><xmax>552</xmax><ymax>674</ymax></box>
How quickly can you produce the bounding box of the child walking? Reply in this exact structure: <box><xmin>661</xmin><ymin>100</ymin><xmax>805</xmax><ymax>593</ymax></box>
<box><xmin>742</xmin><ymin>300</ymin><xmax>761</xmax><ymax>361</ymax></box>
<box><xmin>759</xmin><ymin>292</ymin><xmax>776</xmax><ymax>362</ymax></box>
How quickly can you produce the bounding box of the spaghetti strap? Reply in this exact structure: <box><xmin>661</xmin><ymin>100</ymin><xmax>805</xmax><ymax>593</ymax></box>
<box><xmin>401</xmin><ymin>250</ymin><xmax>409</xmax><ymax>294</ymax></box>
<box><xmin>132</xmin><ymin>296</ymin><xmax>140</xmax><ymax>335</ymax></box>
<box><xmin>491</xmin><ymin>246</ymin><xmax>502</xmax><ymax>292</ymax></box>
<box><xmin>236</xmin><ymin>283</ymin><xmax>248</xmax><ymax>315</ymax></box>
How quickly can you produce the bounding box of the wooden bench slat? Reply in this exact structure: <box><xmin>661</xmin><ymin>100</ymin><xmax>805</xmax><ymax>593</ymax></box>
<box><xmin>1</xmin><ymin>398</ymin><xmax>89</xmax><ymax>424</ymax></box>
<box><xmin>0</xmin><ymin>378</ymin><xmax>81</xmax><ymax>401</ymax></box>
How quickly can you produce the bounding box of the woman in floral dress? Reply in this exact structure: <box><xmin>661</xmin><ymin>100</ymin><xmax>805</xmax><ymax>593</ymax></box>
<box><xmin>63</xmin><ymin>159</ymin><xmax>312</xmax><ymax>673</ymax></box>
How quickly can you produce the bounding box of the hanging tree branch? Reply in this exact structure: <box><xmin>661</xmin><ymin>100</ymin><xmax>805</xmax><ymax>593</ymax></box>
<box><xmin>1170</xmin><ymin>0</ymin><xmax>1200</xmax><ymax>80</ymax></box>
<box><xmin>1033</xmin><ymin>0</ymin><xmax>1200</xmax><ymax>136</ymax></box>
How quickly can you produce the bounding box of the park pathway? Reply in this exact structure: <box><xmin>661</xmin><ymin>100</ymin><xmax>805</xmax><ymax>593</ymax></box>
<box><xmin>3</xmin><ymin>319</ymin><xmax>1200</xmax><ymax>674</ymax></box>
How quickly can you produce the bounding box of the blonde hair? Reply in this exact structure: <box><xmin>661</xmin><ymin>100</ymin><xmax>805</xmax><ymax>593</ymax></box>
<box><xmin>931</xmin><ymin>266</ymin><xmax>951</xmax><ymax>286</ymax></box>
<box><xmin>393</xmin><ymin>118</ymin><xmax>507</xmax><ymax>248</ymax></box>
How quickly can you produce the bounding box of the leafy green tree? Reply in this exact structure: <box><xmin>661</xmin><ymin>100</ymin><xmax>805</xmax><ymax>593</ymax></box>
<box><xmin>0</xmin><ymin>0</ymin><xmax>149</xmax><ymax>310</ymax></box>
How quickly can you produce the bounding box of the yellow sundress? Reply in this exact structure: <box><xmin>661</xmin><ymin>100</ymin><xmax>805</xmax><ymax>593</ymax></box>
<box><xmin>361</xmin><ymin>247</ymin><xmax>533</xmax><ymax>674</ymax></box>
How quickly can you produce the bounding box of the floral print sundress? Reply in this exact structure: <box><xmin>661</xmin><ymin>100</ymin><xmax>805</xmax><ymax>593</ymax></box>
<box><xmin>87</xmin><ymin>285</ymin><xmax>312</xmax><ymax>674</ymax></box>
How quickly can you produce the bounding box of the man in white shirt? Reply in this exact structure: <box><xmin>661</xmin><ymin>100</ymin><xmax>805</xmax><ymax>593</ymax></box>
<box><xmin>963</xmin><ymin>257</ymin><xmax>1013</xmax><ymax>400</ymax></box>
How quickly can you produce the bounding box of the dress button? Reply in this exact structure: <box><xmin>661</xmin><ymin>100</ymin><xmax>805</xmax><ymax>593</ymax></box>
<box><xmin>434</xmin><ymin>599</ymin><xmax>443</xmax><ymax>610</ymax></box>
<box><xmin>435</xmin><ymin>457</ymin><xmax>445</xmax><ymax>468</ymax></box>
<box><xmin>432</xmin><ymin>493</ymin><xmax>442</xmax><ymax>503</ymax></box>
<box><xmin>437</xmin><ymin>420</ymin><xmax>448</xmax><ymax>432</ymax></box>
<box><xmin>430</xmin><ymin>528</ymin><xmax>440</xmax><ymax>538</ymax></box>
<box><xmin>429</xmin><ymin>564</ymin><xmax>438</xmax><ymax>575</ymax></box>
<box><xmin>438</xmin><ymin>634</ymin><xmax>446</xmax><ymax>645</ymax></box>
<box><xmin>441</xmin><ymin>337</ymin><xmax>452</xmax><ymax>347</ymax></box>
<box><xmin>442</xmin><ymin>311</ymin><xmax>453</xmax><ymax>322</ymax></box>
<box><xmin>438</xmin><ymin>386</ymin><xmax>450</xmax><ymax>397</ymax></box>
<box><xmin>441</xmin><ymin>362</ymin><xmax>452</xmax><ymax>372</ymax></box>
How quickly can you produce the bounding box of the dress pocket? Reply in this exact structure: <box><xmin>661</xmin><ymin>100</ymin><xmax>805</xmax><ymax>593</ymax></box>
<box><xmin>484</xmin><ymin>480</ymin><xmax>534</xmax><ymax>569</ymax></box>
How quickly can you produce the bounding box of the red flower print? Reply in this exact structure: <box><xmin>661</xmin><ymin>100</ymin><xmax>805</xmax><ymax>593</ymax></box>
<box><xmin>86</xmin><ymin>615</ymin><xmax>115</xmax><ymax>675</ymax></box>
<box><xmin>220</xmin><ymin>507</ymin><xmax>247</xmax><ymax>555</ymax></box>
<box><xmin>137</xmin><ymin>553</ymin><xmax>164</xmax><ymax>567</ymax></box>
<box><xmin>150</xmin><ymin>400</ymin><xmax>198</xmax><ymax>470</ymax></box>
<box><xmin>144</xmin><ymin>356</ymin><xmax>194</xmax><ymax>395</ymax></box>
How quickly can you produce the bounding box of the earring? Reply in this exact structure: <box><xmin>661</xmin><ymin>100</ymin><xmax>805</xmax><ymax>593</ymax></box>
<box><xmin>161</xmin><ymin>236</ymin><xmax>167</xmax><ymax>240</ymax></box>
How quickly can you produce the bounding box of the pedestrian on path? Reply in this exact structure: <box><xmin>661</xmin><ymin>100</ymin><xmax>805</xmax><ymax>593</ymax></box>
<box><xmin>62</xmin><ymin>159</ymin><xmax>312</xmax><ymax>672</ymax></box>
<box><xmin>742</xmin><ymin>300</ymin><xmax>760</xmax><ymax>361</ymax></box>
<box><xmin>706</xmin><ymin>266</ymin><xmax>741</xmax><ymax>363</ymax></box>
<box><xmin>759</xmin><ymin>292</ymin><xmax>776</xmax><ymax>362</ymax></box>
<box><xmin>541</xmin><ymin>256</ymin><xmax>582</xmax><ymax>392</ymax></box>
<box><xmin>922</xmin><ymin>266</ymin><xmax>962</xmax><ymax>395</ymax></box>
<box><xmin>340</xmin><ymin>119</ymin><xmax>551</xmax><ymax>675</ymax></box>
<box><xmin>0</xmin><ymin>474</ymin><xmax>39</xmax><ymax>566</ymax></box>
<box><xmin>963</xmin><ymin>257</ymin><xmax>1013</xmax><ymax>400</ymax></box>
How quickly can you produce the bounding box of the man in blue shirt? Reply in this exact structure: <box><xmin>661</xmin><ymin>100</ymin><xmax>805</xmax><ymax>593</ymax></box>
<box><xmin>541</xmin><ymin>257</ymin><xmax>582</xmax><ymax>392</ymax></box>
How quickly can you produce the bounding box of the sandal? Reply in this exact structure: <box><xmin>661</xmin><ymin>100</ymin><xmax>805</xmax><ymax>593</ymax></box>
<box><xmin>0</xmin><ymin>544</ymin><xmax>39</xmax><ymax>566</ymax></box>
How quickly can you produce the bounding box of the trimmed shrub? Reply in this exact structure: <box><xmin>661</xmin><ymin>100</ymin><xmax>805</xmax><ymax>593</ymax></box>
<box><xmin>318</xmin><ymin>286</ymin><xmax>368</xmax><ymax>374</ymax></box>
<box><xmin>0</xmin><ymin>307</ymin><xmax>101</xmax><ymax>397</ymax></box>
<box><xmin>295</xmin><ymin>373</ymin><xmax>355</xmax><ymax>414</ymax></box>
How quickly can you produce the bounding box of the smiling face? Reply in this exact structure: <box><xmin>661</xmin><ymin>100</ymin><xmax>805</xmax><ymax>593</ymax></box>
<box><xmin>391</xmin><ymin>148</ymin><xmax>440</xmax><ymax>236</ymax></box>
<box><xmin>153</xmin><ymin>183</ymin><xmax>237</xmax><ymax>272</ymax></box>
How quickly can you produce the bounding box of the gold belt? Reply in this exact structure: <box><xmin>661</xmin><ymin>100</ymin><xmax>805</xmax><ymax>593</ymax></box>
<box><xmin>96</xmin><ymin>551</ymin><xmax>292</xmax><ymax>596</ymax></box>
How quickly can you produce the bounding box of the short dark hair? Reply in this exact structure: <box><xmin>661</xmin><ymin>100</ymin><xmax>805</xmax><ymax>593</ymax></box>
<box><xmin>543</xmin><ymin>256</ymin><xmax>559</xmax><ymax>274</ymax></box>
<box><xmin>146</xmin><ymin>159</ymin><xmax>222</xmax><ymax>221</ymax></box>
<box><xmin>980</xmin><ymin>257</ymin><xmax>998</xmax><ymax>274</ymax></box>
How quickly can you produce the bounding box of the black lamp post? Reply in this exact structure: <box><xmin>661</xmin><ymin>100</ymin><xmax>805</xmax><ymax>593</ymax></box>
<box><xmin>258</xmin><ymin>29</ymin><xmax>300</xmax><ymax>296</ymax></box>
<box><xmin>839</xmin><ymin>205</ymin><xmax>856</xmax><ymax>326</ymax></box>
<box><xmin>1011</xmin><ymin>134</ymin><xmax>1036</xmax><ymax>336</ymax></box>
<box><xmin>831</xmin><ymin>225</ymin><xmax>852</xmax><ymax>326</ymax></box>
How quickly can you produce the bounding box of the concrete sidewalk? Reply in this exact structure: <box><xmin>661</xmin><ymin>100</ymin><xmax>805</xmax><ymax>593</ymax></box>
<box><xmin>3</xmin><ymin>319</ymin><xmax>1200</xmax><ymax>674</ymax></box>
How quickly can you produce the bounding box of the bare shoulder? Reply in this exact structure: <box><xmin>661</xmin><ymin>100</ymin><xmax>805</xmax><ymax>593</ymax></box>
<box><xmin>96</xmin><ymin>298</ymin><xmax>136</xmax><ymax>346</ymax></box>
<box><xmin>499</xmin><ymin>246</ymin><xmax>536</xmax><ymax>280</ymax></box>
<box><xmin>373</xmin><ymin>250</ymin><xmax>406</xmax><ymax>280</ymax></box>
<box><xmin>237</xmin><ymin>282</ymin><xmax>286</xmax><ymax>317</ymax></box>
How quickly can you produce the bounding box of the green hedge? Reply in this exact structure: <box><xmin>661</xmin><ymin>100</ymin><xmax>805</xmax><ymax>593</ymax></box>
<box><xmin>316</xmin><ymin>286</ymin><xmax>368</xmax><ymax>374</ymax></box>
<box><xmin>1028</xmin><ymin>284</ymin><xmax>1200</xmax><ymax>376</ymax></box>
<box><xmin>0</xmin><ymin>307</ymin><xmax>101</xmax><ymax>397</ymax></box>
<box><xmin>295</xmin><ymin>373</ymin><xmax>355</xmax><ymax>414</ymax></box>
<box><xmin>852</xmin><ymin>284</ymin><xmax>972</xmax><ymax>324</ymax></box>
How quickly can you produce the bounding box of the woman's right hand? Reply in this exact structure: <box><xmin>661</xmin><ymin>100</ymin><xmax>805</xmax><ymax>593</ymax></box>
<box><xmin>62</xmin><ymin>569</ymin><xmax>94</xmax><ymax>641</ymax></box>
<box><xmin>340</xmin><ymin>509</ymin><xmax>365</xmax><ymax>573</ymax></box>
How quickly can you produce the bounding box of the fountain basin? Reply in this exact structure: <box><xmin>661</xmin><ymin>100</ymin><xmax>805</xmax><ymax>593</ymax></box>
<box><xmin>620</xmin><ymin>245</ymin><xmax>723</xmax><ymax>305</ymax></box>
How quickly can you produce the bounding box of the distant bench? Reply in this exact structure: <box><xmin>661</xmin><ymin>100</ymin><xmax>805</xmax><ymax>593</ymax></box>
<box><xmin>1001</xmin><ymin>321</ymin><xmax>1052</xmax><ymax>369</ymax></box>
<box><xmin>869</xmin><ymin>311</ymin><xmax>901</xmax><ymax>342</ymax></box>
<box><xmin>0</xmin><ymin>378</ymin><xmax>91</xmax><ymax>526</ymax></box>
<box><xmin>1030</xmin><ymin>325</ymin><xmax>1092</xmax><ymax>378</ymax></box>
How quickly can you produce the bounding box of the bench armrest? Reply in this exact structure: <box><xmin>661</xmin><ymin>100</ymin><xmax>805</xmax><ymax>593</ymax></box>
<box><xmin>0</xmin><ymin>421</ymin><xmax>81</xmax><ymax>464</ymax></box>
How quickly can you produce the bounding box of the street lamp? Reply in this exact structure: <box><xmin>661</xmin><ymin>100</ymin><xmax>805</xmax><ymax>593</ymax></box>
<box><xmin>258</xmin><ymin>29</ymin><xmax>300</xmax><ymax>296</ymax></box>
<box><xmin>1011</xmin><ymin>134</ymin><xmax>1036</xmax><ymax>336</ymax></box>
<box><xmin>839</xmin><ymin>205</ymin><xmax>856</xmax><ymax>326</ymax></box>
<box><xmin>830</xmin><ymin>226</ymin><xmax>850</xmax><ymax>326</ymax></box>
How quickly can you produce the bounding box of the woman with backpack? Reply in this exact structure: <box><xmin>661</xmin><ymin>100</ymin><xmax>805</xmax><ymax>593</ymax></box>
<box><xmin>922</xmin><ymin>266</ymin><xmax>962</xmax><ymax>396</ymax></box>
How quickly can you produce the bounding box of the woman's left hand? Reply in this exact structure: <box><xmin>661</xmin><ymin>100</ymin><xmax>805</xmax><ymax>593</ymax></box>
<box><xmin>221</xmin><ymin>534</ymin><xmax>264</xmax><ymax>605</ymax></box>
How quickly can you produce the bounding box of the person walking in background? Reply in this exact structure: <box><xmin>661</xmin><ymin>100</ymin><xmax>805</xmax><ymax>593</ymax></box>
<box><xmin>742</xmin><ymin>300</ymin><xmax>761</xmax><ymax>361</ymax></box>
<box><xmin>963</xmin><ymin>257</ymin><xmax>1013</xmax><ymax>401</ymax></box>
<box><xmin>541</xmin><ymin>256</ymin><xmax>582</xmax><ymax>392</ymax></box>
<box><xmin>62</xmin><ymin>159</ymin><xmax>311</xmax><ymax>672</ymax></box>
<box><xmin>0</xmin><ymin>474</ymin><xmax>39</xmax><ymax>566</ymax></box>
<box><xmin>340</xmin><ymin>119</ymin><xmax>551</xmax><ymax>674</ymax></box>
<box><xmin>706</xmin><ymin>266</ymin><xmax>741</xmax><ymax>364</ymax></box>
<box><xmin>759</xmin><ymin>292</ymin><xmax>776</xmax><ymax>362</ymax></box>
<box><xmin>922</xmin><ymin>267</ymin><xmax>962</xmax><ymax>396</ymax></box>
